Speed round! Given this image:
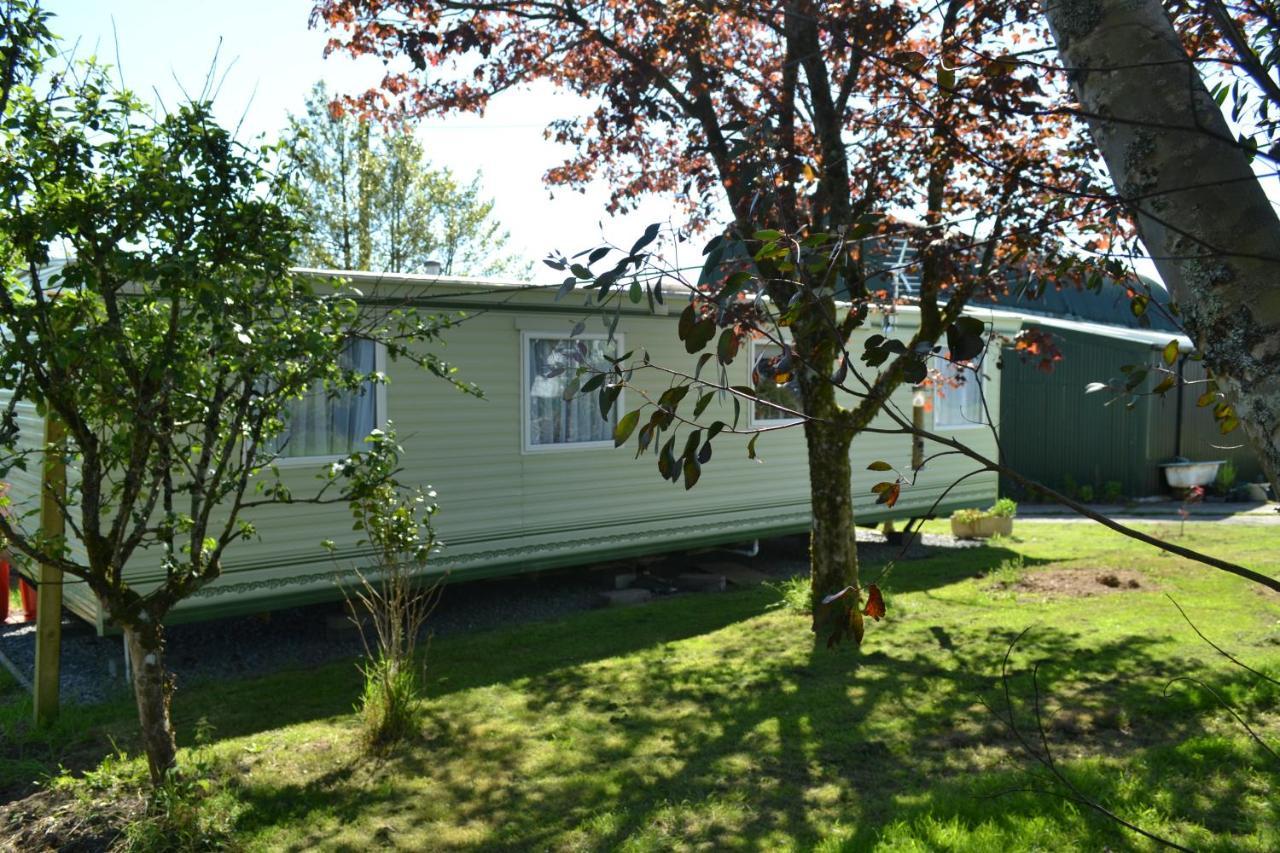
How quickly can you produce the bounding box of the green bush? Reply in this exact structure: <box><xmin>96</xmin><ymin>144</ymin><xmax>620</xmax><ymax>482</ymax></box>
<box><xmin>1215</xmin><ymin>459</ymin><xmax>1237</xmax><ymax>494</ymax></box>
<box><xmin>988</xmin><ymin>498</ymin><xmax>1018</xmax><ymax>518</ymax></box>
<box><xmin>767</xmin><ymin>575</ymin><xmax>812</xmax><ymax>615</ymax></box>
<box><xmin>950</xmin><ymin>508</ymin><xmax>985</xmax><ymax>524</ymax></box>
<box><xmin>1102</xmin><ymin>480</ymin><xmax>1124</xmax><ymax>503</ymax></box>
<box><xmin>357</xmin><ymin>655</ymin><xmax>423</xmax><ymax>753</ymax></box>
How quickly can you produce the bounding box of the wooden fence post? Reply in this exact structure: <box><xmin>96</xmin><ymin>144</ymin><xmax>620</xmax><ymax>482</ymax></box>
<box><xmin>33</xmin><ymin>414</ymin><xmax>65</xmax><ymax>726</ymax></box>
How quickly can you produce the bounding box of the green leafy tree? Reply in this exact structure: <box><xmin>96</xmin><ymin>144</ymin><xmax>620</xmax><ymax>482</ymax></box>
<box><xmin>286</xmin><ymin>82</ymin><xmax>527</xmax><ymax>276</ymax></box>
<box><xmin>0</xmin><ymin>4</ymin><xmax>467</xmax><ymax>784</ymax></box>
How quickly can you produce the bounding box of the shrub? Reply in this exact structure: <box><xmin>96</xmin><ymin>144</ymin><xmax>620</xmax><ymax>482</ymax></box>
<box><xmin>1102</xmin><ymin>480</ymin><xmax>1124</xmax><ymax>503</ymax></box>
<box><xmin>951</xmin><ymin>507</ymin><xmax>986</xmax><ymax>524</ymax></box>
<box><xmin>1078</xmin><ymin>484</ymin><xmax>1095</xmax><ymax>503</ymax></box>
<box><xmin>338</xmin><ymin>427</ymin><xmax>444</xmax><ymax>754</ymax></box>
<box><xmin>768</xmin><ymin>574</ymin><xmax>813</xmax><ymax>615</ymax></box>
<box><xmin>988</xmin><ymin>498</ymin><xmax>1018</xmax><ymax>518</ymax></box>
<box><xmin>1215</xmin><ymin>459</ymin><xmax>1237</xmax><ymax>495</ymax></box>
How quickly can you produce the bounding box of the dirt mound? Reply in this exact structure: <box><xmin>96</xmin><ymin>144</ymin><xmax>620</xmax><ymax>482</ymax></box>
<box><xmin>1011</xmin><ymin>568</ymin><xmax>1147</xmax><ymax>598</ymax></box>
<box><xmin>0</xmin><ymin>786</ymin><xmax>139</xmax><ymax>852</ymax></box>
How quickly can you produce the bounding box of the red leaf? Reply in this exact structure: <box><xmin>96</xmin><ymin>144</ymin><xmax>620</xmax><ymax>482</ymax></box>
<box><xmin>862</xmin><ymin>584</ymin><xmax>886</xmax><ymax>621</ymax></box>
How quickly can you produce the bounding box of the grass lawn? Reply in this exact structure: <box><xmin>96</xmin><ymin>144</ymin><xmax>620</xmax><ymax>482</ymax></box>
<box><xmin>2</xmin><ymin>521</ymin><xmax>1279</xmax><ymax>851</ymax></box>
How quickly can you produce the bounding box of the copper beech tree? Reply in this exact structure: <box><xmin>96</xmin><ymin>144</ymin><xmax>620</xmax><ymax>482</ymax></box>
<box><xmin>315</xmin><ymin>0</ymin><xmax>1114</xmax><ymax>642</ymax></box>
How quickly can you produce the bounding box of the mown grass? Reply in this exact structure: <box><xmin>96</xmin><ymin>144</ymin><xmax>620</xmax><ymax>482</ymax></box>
<box><xmin>3</xmin><ymin>521</ymin><xmax>1279</xmax><ymax>851</ymax></box>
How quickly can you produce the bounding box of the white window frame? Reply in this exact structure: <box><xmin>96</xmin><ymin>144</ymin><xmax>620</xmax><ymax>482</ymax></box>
<box><xmin>521</xmin><ymin>330</ymin><xmax>624</xmax><ymax>454</ymax></box>
<box><xmin>748</xmin><ymin>338</ymin><xmax>804</xmax><ymax>427</ymax></box>
<box><xmin>272</xmin><ymin>341</ymin><xmax>389</xmax><ymax>467</ymax></box>
<box><xmin>932</xmin><ymin>353</ymin><xmax>987</xmax><ymax>431</ymax></box>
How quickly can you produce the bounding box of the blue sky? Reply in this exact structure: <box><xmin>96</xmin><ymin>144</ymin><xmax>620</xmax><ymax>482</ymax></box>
<box><xmin>46</xmin><ymin>0</ymin><xmax>687</xmax><ymax>279</ymax></box>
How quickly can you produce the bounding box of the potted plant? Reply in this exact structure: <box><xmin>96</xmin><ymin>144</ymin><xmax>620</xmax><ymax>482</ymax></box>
<box><xmin>950</xmin><ymin>507</ymin><xmax>985</xmax><ymax>539</ymax></box>
<box><xmin>978</xmin><ymin>498</ymin><xmax>1017</xmax><ymax>537</ymax></box>
<box><xmin>950</xmin><ymin>499</ymin><xmax>1017</xmax><ymax>539</ymax></box>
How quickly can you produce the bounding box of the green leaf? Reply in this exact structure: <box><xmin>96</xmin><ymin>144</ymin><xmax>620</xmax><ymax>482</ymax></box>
<box><xmin>708</xmin><ymin>421</ymin><xmax>726</xmax><ymax>440</ymax></box>
<box><xmin>753</xmin><ymin>229</ymin><xmax>783</xmax><ymax>242</ymax></box>
<box><xmin>599</xmin><ymin>385</ymin><xmax>621</xmax><ymax>419</ymax></box>
<box><xmin>867</xmin><ymin>461</ymin><xmax>893</xmax><ymax>472</ymax></box>
<box><xmin>747</xmin><ymin>433</ymin><xmax>760</xmax><ymax>461</ymax></box>
<box><xmin>694</xmin><ymin>352</ymin><xmax>714</xmax><ymax>380</ymax></box>
<box><xmin>716</xmin><ymin>328</ymin><xmax>739</xmax><ymax>365</ymax></box>
<box><xmin>562</xmin><ymin>378</ymin><xmax>580</xmax><ymax>402</ymax></box>
<box><xmin>693</xmin><ymin>391</ymin><xmax>715</xmax><ymax>419</ymax></box>
<box><xmin>683</xmin><ymin>457</ymin><xmax>702</xmax><ymax>490</ymax></box>
<box><xmin>685</xmin><ymin>316</ymin><xmax>717</xmax><ymax>354</ymax></box>
<box><xmin>658</xmin><ymin>385</ymin><xmax>691</xmax><ymax>411</ymax></box>
<box><xmin>630</xmin><ymin>222</ymin><xmax>661</xmax><ymax>256</ymax></box>
<box><xmin>937</xmin><ymin>64</ymin><xmax>956</xmax><ymax>92</ymax></box>
<box><xmin>614</xmin><ymin>409</ymin><xmax>640</xmax><ymax>446</ymax></box>
<box><xmin>678</xmin><ymin>302</ymin><xmax>696</xmax><ymax>341</ymax></box>
<box><xmin>628</xmin><ymin>278</ymin><xmax>643</xmax><ymax>304</ymax></box>
<box><xmin>1162</xmin><ymin>339</ymin><xmax>1179</xmax><ymax>366</ymax></box>
<box><xmin>1151</xmin><ymin>374</ymin><xmax>1176</xmax><ymax>395</ymax></box>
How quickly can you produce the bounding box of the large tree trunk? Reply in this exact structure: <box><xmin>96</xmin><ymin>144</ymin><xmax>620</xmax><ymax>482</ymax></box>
<box><xmin>123</xmin><ymin>621</ymin><xmax>178</xmax><ymax>784</ymax></box>
<box><xmin>1041</xmin><ymin>0</ymin><xmax>1280</xmax><ymax>497</ymax></box>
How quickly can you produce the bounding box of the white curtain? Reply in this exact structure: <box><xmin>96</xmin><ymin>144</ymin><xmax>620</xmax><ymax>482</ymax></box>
<box><xmin>528</xmin><ymin>337</ymin><xmax>614</xmax><ymax>446</ymax></box>
<box><xmin>276</xmin><ymin>339</ymin><xmax>378</xmax><ymax>458</ymax></box>
<box><xmin>935</xmin><ymin>355</ymin><xmax>984</xmax><ymax>427</ymax></box>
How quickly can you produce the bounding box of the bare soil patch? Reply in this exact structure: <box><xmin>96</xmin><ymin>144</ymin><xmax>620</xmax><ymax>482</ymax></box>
<box><xmin>995</xmin><ymin>568</ymin><xmax>1149</xmax><ymax>599</ymax></box>
<box><xmin>0</xmin><ymin>786</ymin><xmax>138</xmax><ymax>852</ymax></box>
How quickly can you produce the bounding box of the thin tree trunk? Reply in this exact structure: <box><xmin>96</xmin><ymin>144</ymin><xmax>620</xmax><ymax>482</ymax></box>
<box><xmin>123</xmin><ymin>621</ymin><xmax>177</xmax><ymax>784</ymax></box>
<box><xmin>1041</xmin><ymin>0</ymin><xmax>1280</xmax><ymax>497</ymax></box>
<box><xmin>803</xmin><ymin>411</ymin><xmax>857</xmax><ymax>616</ymax></box>
<box><xmin>794</xmin><ymin>316</ymin><xmax>858</xmax><ymax>622</ymax></box>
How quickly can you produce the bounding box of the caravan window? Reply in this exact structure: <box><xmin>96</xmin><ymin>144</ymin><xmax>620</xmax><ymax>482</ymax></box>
<box><xmin>933</xmin><ymin>355</ymin><xmax>986</xmax><ymax>429</ymax></box>
<box><xmin>523</xmin><ymin>333</ymin><xmax>620</xmax><ymax>451</ymax></box>
<box><xmin>272</xmin><ymin>338</ymin><xmax>382</xmax><ymax>461</ymax></box>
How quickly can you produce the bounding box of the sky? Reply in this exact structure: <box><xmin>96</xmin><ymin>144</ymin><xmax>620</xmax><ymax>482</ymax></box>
<box><xmin>46</xmin><ymin>0</ymin><xmax>688</xmax><ymax>281</ymax></box>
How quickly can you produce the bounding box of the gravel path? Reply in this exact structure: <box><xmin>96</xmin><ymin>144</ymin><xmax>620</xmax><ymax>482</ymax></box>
<box><xmin>1</xmin><ymin>529</ymin><xmax>979</xmax><ymax>706</ymax></box>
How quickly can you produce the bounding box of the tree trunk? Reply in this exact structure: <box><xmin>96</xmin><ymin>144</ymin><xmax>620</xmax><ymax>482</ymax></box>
<box><xmin>1041</xmin><ymin>0</ymin><xmax>1280</xmax><ymax>497</ymax></box>
<box><xmin>794</xmin><ymin>315</ymin><xmax>858</xmax><ymax>624</ymax></box>
<box><xmin>123</xmin><ymin>621</ymin><xmax>178</xmax><ymax>784</ymax></box>
<box><xmin>803</xmin><ymin>411</ymin><xmax>857</xmax><ymax>617</ymax></box>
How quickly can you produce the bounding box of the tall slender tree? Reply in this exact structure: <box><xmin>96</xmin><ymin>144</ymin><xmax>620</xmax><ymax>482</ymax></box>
<box><xmin>286</xmin><ymin>82</ymin><xmax>527</xmax><ymax>276</ymax></box>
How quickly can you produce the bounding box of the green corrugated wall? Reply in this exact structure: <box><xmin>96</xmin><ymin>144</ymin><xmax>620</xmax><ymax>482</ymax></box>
<box><xmin>999</xmin><ymin>326</ymin><xmax>1262</xmax><ymax>499</ymax></box>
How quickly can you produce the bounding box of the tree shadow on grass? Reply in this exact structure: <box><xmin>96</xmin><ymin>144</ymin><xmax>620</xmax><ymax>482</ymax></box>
<box><xmin>225</xmin><ymin>599</ymin><xmax>1274</xmax><ymax>851</ymax></box>
<box><xmin>168</xmin><ymin>538</ymin><xmax>1033</xmax><ymax>747</ymax></box>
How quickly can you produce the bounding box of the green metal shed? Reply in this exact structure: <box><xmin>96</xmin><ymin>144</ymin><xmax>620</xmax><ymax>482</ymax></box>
<box><xmin>997</xmin><ymin>313</ymin><xmax>1262</xmax><ymax>499</ymax></box>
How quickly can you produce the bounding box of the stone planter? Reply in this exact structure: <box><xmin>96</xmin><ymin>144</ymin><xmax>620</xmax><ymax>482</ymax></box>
<box><xmin>951</xmin><ymin>515</ymin><xmax>1012</xmax><ymax>539</ymax></box>
<box><xmin>976</xmin><ymin>516</ymin><xmax>1013</xmax><ymax>537</ymax></box>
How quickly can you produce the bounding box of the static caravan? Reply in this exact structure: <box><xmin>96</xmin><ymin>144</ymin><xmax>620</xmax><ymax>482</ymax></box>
<box><xmin>11</xmin><ymin>271</ymin><xmax>1018</xmax><ymax>633</ymax></box>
